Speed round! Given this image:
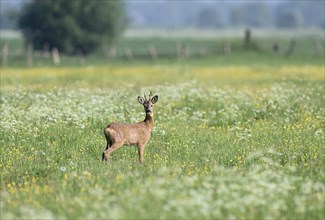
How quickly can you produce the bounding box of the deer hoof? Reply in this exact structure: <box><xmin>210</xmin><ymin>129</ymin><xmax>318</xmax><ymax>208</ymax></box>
<box><xmin>102</xmin><ymin>152</ymin><xmax>107</xmax><ymax>162</ymax></box>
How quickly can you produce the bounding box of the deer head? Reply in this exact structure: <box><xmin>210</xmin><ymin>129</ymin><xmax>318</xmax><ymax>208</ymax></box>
<box><xmin>137</xmin><ymin>92</ymin><xmax>158</xmax><ymax>116</ymax></box>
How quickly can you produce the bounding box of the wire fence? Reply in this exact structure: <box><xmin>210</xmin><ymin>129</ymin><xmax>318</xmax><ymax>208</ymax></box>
<box><xmin>1</xmin><ymin>29</ymin><xmax>324</xmax><ymax>67</ymax></box>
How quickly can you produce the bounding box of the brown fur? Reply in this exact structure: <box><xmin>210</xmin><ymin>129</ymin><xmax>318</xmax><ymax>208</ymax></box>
<box><xmin>102</xmin><ymin>93</ymin><xmax>158</xmax><ymax>163</ymax></box>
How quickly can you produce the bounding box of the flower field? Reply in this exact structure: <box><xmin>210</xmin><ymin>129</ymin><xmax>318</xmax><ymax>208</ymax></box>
<box><xmin>1</xmin><ymin>64</ymin><xmax>324</xmax><ymax>219</ymax></box>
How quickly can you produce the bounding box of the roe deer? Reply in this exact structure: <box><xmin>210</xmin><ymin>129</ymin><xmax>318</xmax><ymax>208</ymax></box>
<box><xmin>102</xmin><ymin>92</ymin><xmax>158</xmax><ymax>163</ymax></box>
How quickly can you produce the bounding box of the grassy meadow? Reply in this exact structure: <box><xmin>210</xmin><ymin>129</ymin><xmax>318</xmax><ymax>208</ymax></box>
<box><xmin>1</xmin><ymin>32</ymin><xmax>325</xmax><ymax>219</ymax></box>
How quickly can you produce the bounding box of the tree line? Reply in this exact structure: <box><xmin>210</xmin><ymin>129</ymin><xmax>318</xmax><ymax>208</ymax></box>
<box><xmin>127</xmin><ymin>1</ymin><xmax>324</xmax><ymax>29</ymax></box>
<box><xmin>1</xmin><ymin>0</ymin><xmax>324</xmax><ymax>56</ymax></box>
<box><xmin>3</xmin><ymin>0</ymin><xmax>126</xmax><ymax>55</ymax></box>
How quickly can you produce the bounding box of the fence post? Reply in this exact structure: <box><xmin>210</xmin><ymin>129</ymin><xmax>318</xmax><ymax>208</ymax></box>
<box><xmin>51</xmin><ymin>47</ymin><xmax>60</xmax><ymax>66</ymax></box>
<box><xmin>183</xmin><ymin>43</ymin><xmax>189</xmax><ymax>58</ymax></box>
<box><xmin>176</xmin><ymin>42</ymin><xmax>182</xmax><ymax>59</ymax></box>
<box><xmin>42</xmin><ymin>43</ymin><xmax>50</xmax><ymax>58</ymax></box>
<box><xmin>272</xmin><ymin>44</ymin><xmax>279</xmax><ymax>53</ymax></box>
<box><xmin>223</xmin><ymin>41</ymin><xmax>231</xmax><ymax>55</ymax></box>
<box><xmin>286</xmin><ymin>39</ymin><xmax>296</xmax><ymax>57</ymax></box>
<box><xmin>104</xmin><ymin>46</ymin><xmax>117</xmax><ymax>60</ymax></box>
<box><xmin>314</xmin><ymin>39</ymin><xmax>322</xmax><ymax>55</ymax></box>
<box><xmin>244</xmin><ymin>29</ymin><xmax>251</xmax><ymax>49</ymax></box>
<box><xmin>2</xmin><ymin>44</ymin><xmax>8</xmax><ymax>66</ymax></box>
<box><xmin>196</xmin><ymin>46</ymin><xmax>206</xmax><ymax>57</ymax></box>
<box><xmin>148</xmin><ymin>44</ymin><xmax>159</xmax><ymax>60</ymax></box>
<box><xmin>76</xmin><ymin>49</ymin><xmax>86</xmax><ymax>65</ymax></box>
<box><xmin>176</xmin><ymin>42</ymin><xmax>189</xmax><ymax>59</ymax></box>
<box><xmin>27</xmin><ymin>43</ymin><xmax>33</xmax><ymax>67</ymax></box>
<box><xmin>124</xmin><ymin>48</ymin><xmax>133</xmax><ymax>61</ymax></box>
<box><xmin>109</xmin><ymin>46</ymin><xmax>117</xmax><ymax>59</ymax></box>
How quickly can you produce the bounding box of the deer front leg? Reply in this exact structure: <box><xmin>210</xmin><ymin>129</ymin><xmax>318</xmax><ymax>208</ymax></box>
<box><xmin>138</xmin><ymin>144</ymin><xmax>145</xmax><ymax>163</ymax></box>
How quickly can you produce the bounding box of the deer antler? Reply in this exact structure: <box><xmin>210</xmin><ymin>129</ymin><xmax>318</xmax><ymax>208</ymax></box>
<box><xmin>142</xmin><ymin>92</ymin><xmax>154</xmax><ymax>101</ymax></box>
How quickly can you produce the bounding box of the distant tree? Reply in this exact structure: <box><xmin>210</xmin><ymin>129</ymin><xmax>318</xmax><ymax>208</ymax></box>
<box><xmin>0</xmin><ymin>9</ymin><xmax>17</xmax><ymax>29</ymax></box>
<box><xmin>0</xmin><ymin>1</ymin><xmax>24</xmax><ymax>30</ymax></box>
<box><xmin>18</xmin><ymin>0</ymin><xmax>126</xmax><ymax>54</ymax></box>
<box><xmin>276</xmin><ymin>11</ymin><xmax>304</xmax><ymax>28</ymax></box>
<box><xmin>243</xmin><ymin>2</ymin><xmax>272</xmax><ymax>27</ymax></box>
<box><xmin>300</xmin><ymin>1</ymin><xmax>324</xmax><ymax>27</ymax></box>
<box><xmin>230</xmin><ymin>7</ymin><xmax>245</xmax><ymax>27</ymax></box>
<box><xmin>196</xmin><ymin>8</ymin><xmax>222</xmax><ymax>28</ymax></box>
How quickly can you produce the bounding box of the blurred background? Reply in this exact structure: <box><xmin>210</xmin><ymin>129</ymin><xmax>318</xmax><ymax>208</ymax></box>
<box><xmin>2</xmin><ymin>0</ymin><xmax>324</xmax><ymax>30</ymax></box>
<box><xmin>0</xmin><ymin>0</ymin><xmax>324</xmax><ymax>66</ymax></box>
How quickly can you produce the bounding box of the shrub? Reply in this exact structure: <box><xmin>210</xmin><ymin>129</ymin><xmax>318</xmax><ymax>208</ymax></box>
<box><xmin>18</xmin><ymin>0</ymin><xmax>126</xmax><ymax>54</ymax></box>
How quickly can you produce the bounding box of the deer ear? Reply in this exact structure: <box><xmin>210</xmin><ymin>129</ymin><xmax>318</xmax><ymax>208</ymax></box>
<box><xmin>151</xmin><ymin>95</ymin><xmax>158</xmax><ymax>104</ymax></box>
<box><xmin>138</xmin><ymin>96</ymin><xmax>145</xmax><ymax>104</ymax></box>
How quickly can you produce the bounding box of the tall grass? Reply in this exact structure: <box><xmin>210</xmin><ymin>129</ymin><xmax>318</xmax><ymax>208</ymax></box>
<box><xmin>1</xmin><ymin>65</ymin><xmax>324</xmax><ymax>219</ymax></box>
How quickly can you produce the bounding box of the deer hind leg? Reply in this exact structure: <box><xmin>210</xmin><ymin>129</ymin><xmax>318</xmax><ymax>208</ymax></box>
<box><xmin>102</xmin><ymin>128</ymin><xmax>112</xmax><ymax>161</ymax></box>
<box><xmin>102</xmin><ymin>142</ymin><xmax>123</xmax><ymax>162</ymax></box>
<box><xmin>102</xmin><ymin>142</ymin><xmax>111</xmax><ymax>161</ymax></box>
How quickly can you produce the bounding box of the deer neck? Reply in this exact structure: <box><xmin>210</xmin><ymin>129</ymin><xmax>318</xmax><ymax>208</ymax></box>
<box><xmin>144</xmin><ymin>113</ymin><xmax>154</xmax><ymax>129</ymax></box>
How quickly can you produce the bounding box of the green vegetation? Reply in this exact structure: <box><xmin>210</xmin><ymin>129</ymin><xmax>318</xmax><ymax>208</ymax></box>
<box><xmin>1</xmin><ymin>31</ymin><xmax>324</xmax><ymax>67</ymax></box>
<box><xmin>18</xmin><ymin>0</ymin><xmax>126</xmax><ymax>54</ymax></box>
<box><xmin>1</xmin><ymin>61</ymin><xmax>324</xmax><ymax>218</ymax></box>
<box><xmin>1</xmin><ymin>28</ymin><xmax>324</xmax><ymax>219</ymax></box>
